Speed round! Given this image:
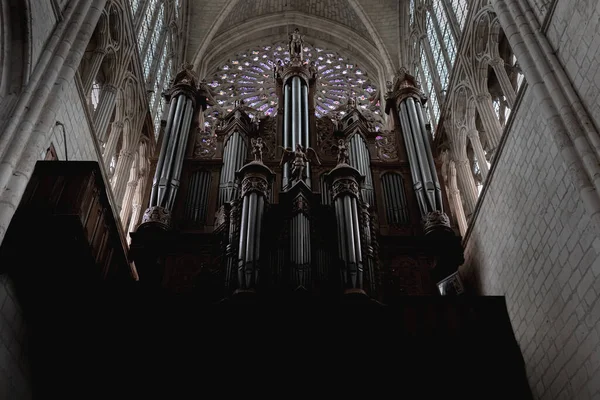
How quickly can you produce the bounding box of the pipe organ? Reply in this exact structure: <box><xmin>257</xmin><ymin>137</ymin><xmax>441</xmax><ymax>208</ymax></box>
<box><xmin>130</xmin><ymin>35</ymin><xmax>464</xmax><ymax>303</ymax></box>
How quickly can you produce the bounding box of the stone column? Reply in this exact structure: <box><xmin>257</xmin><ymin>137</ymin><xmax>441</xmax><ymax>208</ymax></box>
<box><xmin>127</xmin><ymin>177</ymin><xmax>145</xmax><ymax>235</ymax></box>
<box><xmin>448</xmin><ymin>161</ymin><xmax>468</xmax><ymax>235</ymax></box>
<box><xmin>82</xmin><ymin>48</ymin><xmax>107</xmax><ymax>94</ymax></box>
<box><xmin>467</xmin><ymin>129</ymin><xmax>489</xmax><ymax>182</ymax></box>
<box><xmin>0</xmin><ymin>0</ymin><xmax>107</xmax><ymax>245</ymax></box>
<box><xmin>475</xmin><ymin>92</ymin><xmax>502</xmax><ymax>152</ymax></box>
<box><xmin>102</xmin><ymin>121</ymin><xmax>123</xmax><ymax>163</ymax></box>
<box><xmin>120</xmin><ymin>164</ymin><xmax>139</xmax><ymax>227</ymax></box>
<box><xmin>233</xmin><ymin>161</ymin><xmax>274</xmax><ymax>294</ymax></box>
<box><xmin>327</xmin><ymin>163</ymin><xmax>365</xmax><ymax>294</ymax></box>
<box><xmin>491</xmin><ymin>0</ymin><xmax>600</xmax><ymax>224</ymax></box>
<box><xmin>94</xmin><ymin>83</ymin><xmax>119</xmax><ymax>143</ymax></box>
<box><xmin>112</xmin><ymin>149</ymin><xmax>135</xmax><ymax>207</ymax></box>
<box><xmin>453</xmin><ymin>158</ymin><xmax>478</xmax><ymax>218</ymax></box>
<box><xmin>490</xmin><ymin>57</ymin><xmax>516</xmax><ymax>108</ymax></box>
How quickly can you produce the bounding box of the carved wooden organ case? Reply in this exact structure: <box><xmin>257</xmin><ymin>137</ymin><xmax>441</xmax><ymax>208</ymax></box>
<box><xmin>131</xmin><ymin>61</ymin><xmax>464</xmax><ymax>303</ymax></box>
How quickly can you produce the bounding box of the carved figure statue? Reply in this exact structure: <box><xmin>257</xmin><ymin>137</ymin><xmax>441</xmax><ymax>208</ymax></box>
<box><xmin>279</xmin><ymin>143</ymin><xmax>321</xmax><ymax>183</ymax></box>
<box><xmin>347</xmin><ymin>97</ymin><xmax>356</xmax><ymax>109</ymax></box>
<box><xmin>331</xmin><ymin>138</ymin><xmax>350</xmax><ymax>165</ymax></box>
<box><xmin>309</xmin><ymin>61</ymin><xmax>318</xmax><ymax>80</ymax></box>
<box><xmin>289</xmin><ymin>28</ymin><xmax>304</xmax><ymax>60</ymax></box>
<box><xmin>251</xmin><ymin>137</ymin><xmax>268</xmax><ymax>162</ymax></box>
<box><xmin>332</xmin><ymin>113</ymin><xmax>341</xmax><ymax>131</ymax></box>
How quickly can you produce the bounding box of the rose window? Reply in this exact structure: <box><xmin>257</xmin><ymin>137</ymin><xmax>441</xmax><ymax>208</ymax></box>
<box><xmin>204</xmin><ymin>42</ymin><xmax>382</xmax><ymax>128</ymax></box>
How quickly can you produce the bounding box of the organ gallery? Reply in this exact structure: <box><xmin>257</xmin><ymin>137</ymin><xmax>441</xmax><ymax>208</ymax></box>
<box><xmin>130</xmin><ymin>31</ymin><xmax>465</xmax><ymax>303</ymax></box>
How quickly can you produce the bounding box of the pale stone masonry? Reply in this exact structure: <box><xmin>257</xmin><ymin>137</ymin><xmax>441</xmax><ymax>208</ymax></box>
<box><xmin>461</xmin><ymin>0</ymin><xmax>600</xmax><ymax>398</ymax></box>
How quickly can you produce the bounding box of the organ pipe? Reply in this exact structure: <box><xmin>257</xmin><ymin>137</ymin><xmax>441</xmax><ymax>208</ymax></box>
<box><xmin>219</xmin><ymin>131</ymin><xmax>247</xmax><ymax>206</ymax></box>
<box><xmin>282</xmin><ymin>74</ymin><xmax>311</xmax><ymax>189</ymax></box>
<box><xmin>143</xmin><ymin>65</ymin><xmax>201</xmax><ymax>228</ymax></box>
<box><xmin>233</xmin><ymin>162</ymin><xmax>275</xmax><ymax>292</ymax></box>
<box><xmin>327</xmin><ymin>164</ymin><xmax>365</xmax><ymax>293</ymax></box>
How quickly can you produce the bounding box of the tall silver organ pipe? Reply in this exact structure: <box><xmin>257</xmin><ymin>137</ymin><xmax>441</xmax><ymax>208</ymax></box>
<box><xmin>289</xmin><ymin>195</ymin><xmax>311</xmax><ymax>289</ymax></box>
<box><xmin>218</xmin><ymin>131</ymin><xmax>247</xmax><ymax>206</ymax></box>
<box><xmin>184</xmin><ymin>170</ymin><xmax>212</xmax><ymax>226</ymax></box>
<box><xmin>382</xmin><ymin>173</ymin><xmax>410</xmax><ymax>226</ymax></box>
<box><xmin>397</xmin><ymin>96</ymin><xmax>443</xmax><ymax>217</ymax></box>
<box><xmin>283</xmin><ymin>75</ymin><xmax>311</xmax><ymax>188</ymax></box>
<box><xmin>348</xmin><ymin>133</ymin><xmax>374</xmax><ymax>207</ymax></box>
<box><xmin>144</xmin><ymin>67</ymin><xmax>200</xmax><ymax>226</ymax></box>
<box><xmin>234</xmin><ymin>162</ymin><xmax>274</xmax><ymax>292</ymax></box>
<box><xmin>283</xmin><ymin>84</ymin><xmax>291</xmax><ymax>188</ymax></box>
<box><xmin>327</xmin><ymin>165</ymin><xmax>365</xmax><ymax>292</ymax></box>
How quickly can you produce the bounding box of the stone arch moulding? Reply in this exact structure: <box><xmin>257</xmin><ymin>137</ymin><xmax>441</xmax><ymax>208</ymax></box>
<box><xmin>199</xmin><ymin>12</ymin><xmax>388</xmax><ymax>82</ymax></box>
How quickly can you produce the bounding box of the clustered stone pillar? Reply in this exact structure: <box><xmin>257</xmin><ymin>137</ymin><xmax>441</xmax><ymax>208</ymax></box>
<box><xmin>490</xmin><ymin>57</ymin><xmax>516</xmax><ymax>108</ymax></box>
<box><xmin>327</xmin><ymin>163</ymin><xmax>365</xmax><ymax>294</ymax></box>
<box><xmin>467</xmin><ymin>129</ymin><xmax>490</xmax><ymax>182</ymax></box>
<box><xmin>0</xmin><ymin>0</ymin><xmax>107</xmax><ymax>245</ymax></box>
<box><xmin>140</xmin><ymin>64</ymin><xmax>201</xmax><ymax>229</ymax></box>
<box><xmin>475</xmin><ymin>92</ymin><xmax>502</xmax><ymax>153</ymax></box>
<box><xmin>453</xmin><ymin>157</ymin><xmax>479</xmax><ymax>218</ymax></box>
<box><xmin>233</xmin><ymin>161</ymin><xmax>274</xmax><ymax>294</ymax></box>
<box><xmin>448</xmin><ymin>161</ymin><xmax>468</xmax><ymax>235</ymax></box>
<box><xmin>94</xmin><ymin>83</ymin><xmax>119</xmax><ymax>143</ymax></box>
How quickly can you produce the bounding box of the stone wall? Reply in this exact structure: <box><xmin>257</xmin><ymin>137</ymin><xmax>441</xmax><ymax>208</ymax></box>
<box><xmin>462</xmin><ymin>1</ymin><xmax>600</xmax><ymax>398</ymax></box>
<box><xmin>40</xmin><ymin>78</ymin><xmax>99</xmax><ymax>163</ymax></box>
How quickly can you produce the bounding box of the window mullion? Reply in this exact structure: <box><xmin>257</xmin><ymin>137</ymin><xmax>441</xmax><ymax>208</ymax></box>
<box><xmin>140</xmin><ymin>1</ymin><xmax>162</xmax><ymax>63</ymax></box>
<box><xmin>429</xmin><ymin>7</ymin><xmax>453</xmax><ymax>73</ymax></box>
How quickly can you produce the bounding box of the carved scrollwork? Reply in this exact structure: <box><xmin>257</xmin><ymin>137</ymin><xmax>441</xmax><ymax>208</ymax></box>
<box><xmin>423</xmin><ymin>210</ymin><xmax>451</xmax><ymax>235</ymax></box>
<box><xmin>193</xmin><ymin>128</ymin><xmax>217</xmax><ymax>159</ymax></box>
<box><xmin>375</xmin><ymin>130</ymin><xmax>398</xmax><ymax>162</ymax></box>
<box><xmin>331</xmin><ymin>178</ymin><xmax>359</xmax><ymax>200</ymax></box>
<box><xmin>241</xmin><ymin>175</ymin><xmax>269</xmax><ymax>198</ymax></box>
<box><xmin>141</xmin><ymin>206</ymin><xmax>171</xmax><ymax>227</ymax></box>
<box><xmin>316</xmin><ymin>117</ymin><xmax>337</xmax><ymax>161</ymax></box>
<box><xmin>292</xmin><ymin>194</ymin><xmax>310</xmax><ymax>215</ymax></box>
<box><xmin>261</xmin><ymin>117</ymin><xmax>277</xmax><ymax>161</ymax></box>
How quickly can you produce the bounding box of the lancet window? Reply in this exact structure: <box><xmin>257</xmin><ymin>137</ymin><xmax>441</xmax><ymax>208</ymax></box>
<box><xmin>129</xmin><ymin>0</ymin><xmax>180</xmax><ymax>139</ymax></box>
<box><xmin>410</xmin><ymin>0</ymin><xmax>469</xmax><ymax>131</ymax></box>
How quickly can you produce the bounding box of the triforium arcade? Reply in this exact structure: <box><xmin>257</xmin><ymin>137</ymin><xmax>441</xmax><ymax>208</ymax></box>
<box><xmin>130</xmin><ymin>30</ymin><xmax>465</xmax><ymax>304</ymax></box>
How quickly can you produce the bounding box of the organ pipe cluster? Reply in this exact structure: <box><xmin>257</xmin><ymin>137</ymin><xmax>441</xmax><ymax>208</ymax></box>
<box><xmin>218</xmin><ymin>131</ymin><xmax>247</xmax><ymax>206</ymax></box>
<box><xmin>142</xmin><ymin>64</ymin><xmax>202</xmax><ymax>228</ymax></box>
<box><xmin>348</xmin><ymin>133</ymin><xmax>375</xmax><ymax>207</ymax></box>
<box><xmin>282</xmin><ymin>75</ymin><xmax>311</xmax><ymax>189</ymax></box>
<box><xmin>327</xmin><ymin>164</ymin><xmax>366</xmax><ymax>292</ymax></box>
<box><xmin>288</xmin><ymin>189</ymin><xmax>312</xmax><ymax>289</ymax></box>
<box><xmin>396</xmin><ymin>87</ymin><xmax>443</xmax><ymax>218</ymax></box>
<box><xmin>232</xmin><ymin>162</ymin><xmax>274</xmax><ymax>292</ymax></box>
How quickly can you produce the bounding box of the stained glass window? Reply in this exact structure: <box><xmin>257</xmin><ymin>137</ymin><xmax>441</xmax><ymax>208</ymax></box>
<box><xmin>205</xmin><ymin>42</ymin><xmax>382</xmax><ymax>128</ymax></box>
<box><xmin>90</xmin><ymin>81</ymin><xmax>101</xmax><ymax>111</ymax></box>
<box><xmin>449</xmin><ymin>0</ymin><xmax>468</xmax><ymax>31</ymax></box>
<box><xmin>130</xmin><ymin>0</ymin><xmax>142</xmax><ymax>19</ymax></box>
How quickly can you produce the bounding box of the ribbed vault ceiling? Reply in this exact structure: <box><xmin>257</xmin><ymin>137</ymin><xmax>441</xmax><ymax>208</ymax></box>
<box><xmin>184</xmin><ymin>0</ymin><xmax>406</xmax><ymax>84</ymax></box>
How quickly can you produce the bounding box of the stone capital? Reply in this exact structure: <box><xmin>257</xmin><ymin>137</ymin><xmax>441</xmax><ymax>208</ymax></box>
<box><xmin>466</xmin><ymin>129</ymin><xmax>480</xmax><ymax>140</ymax></box>
<box><xmin>476</xmin><ymin>92</ymin><xmax>492</xmax><ymax>102</ymax></box>
<box><xmin>490</xmin><ymin>57</ymin><xmax>505</xmax><ymax>67</ymax></box>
